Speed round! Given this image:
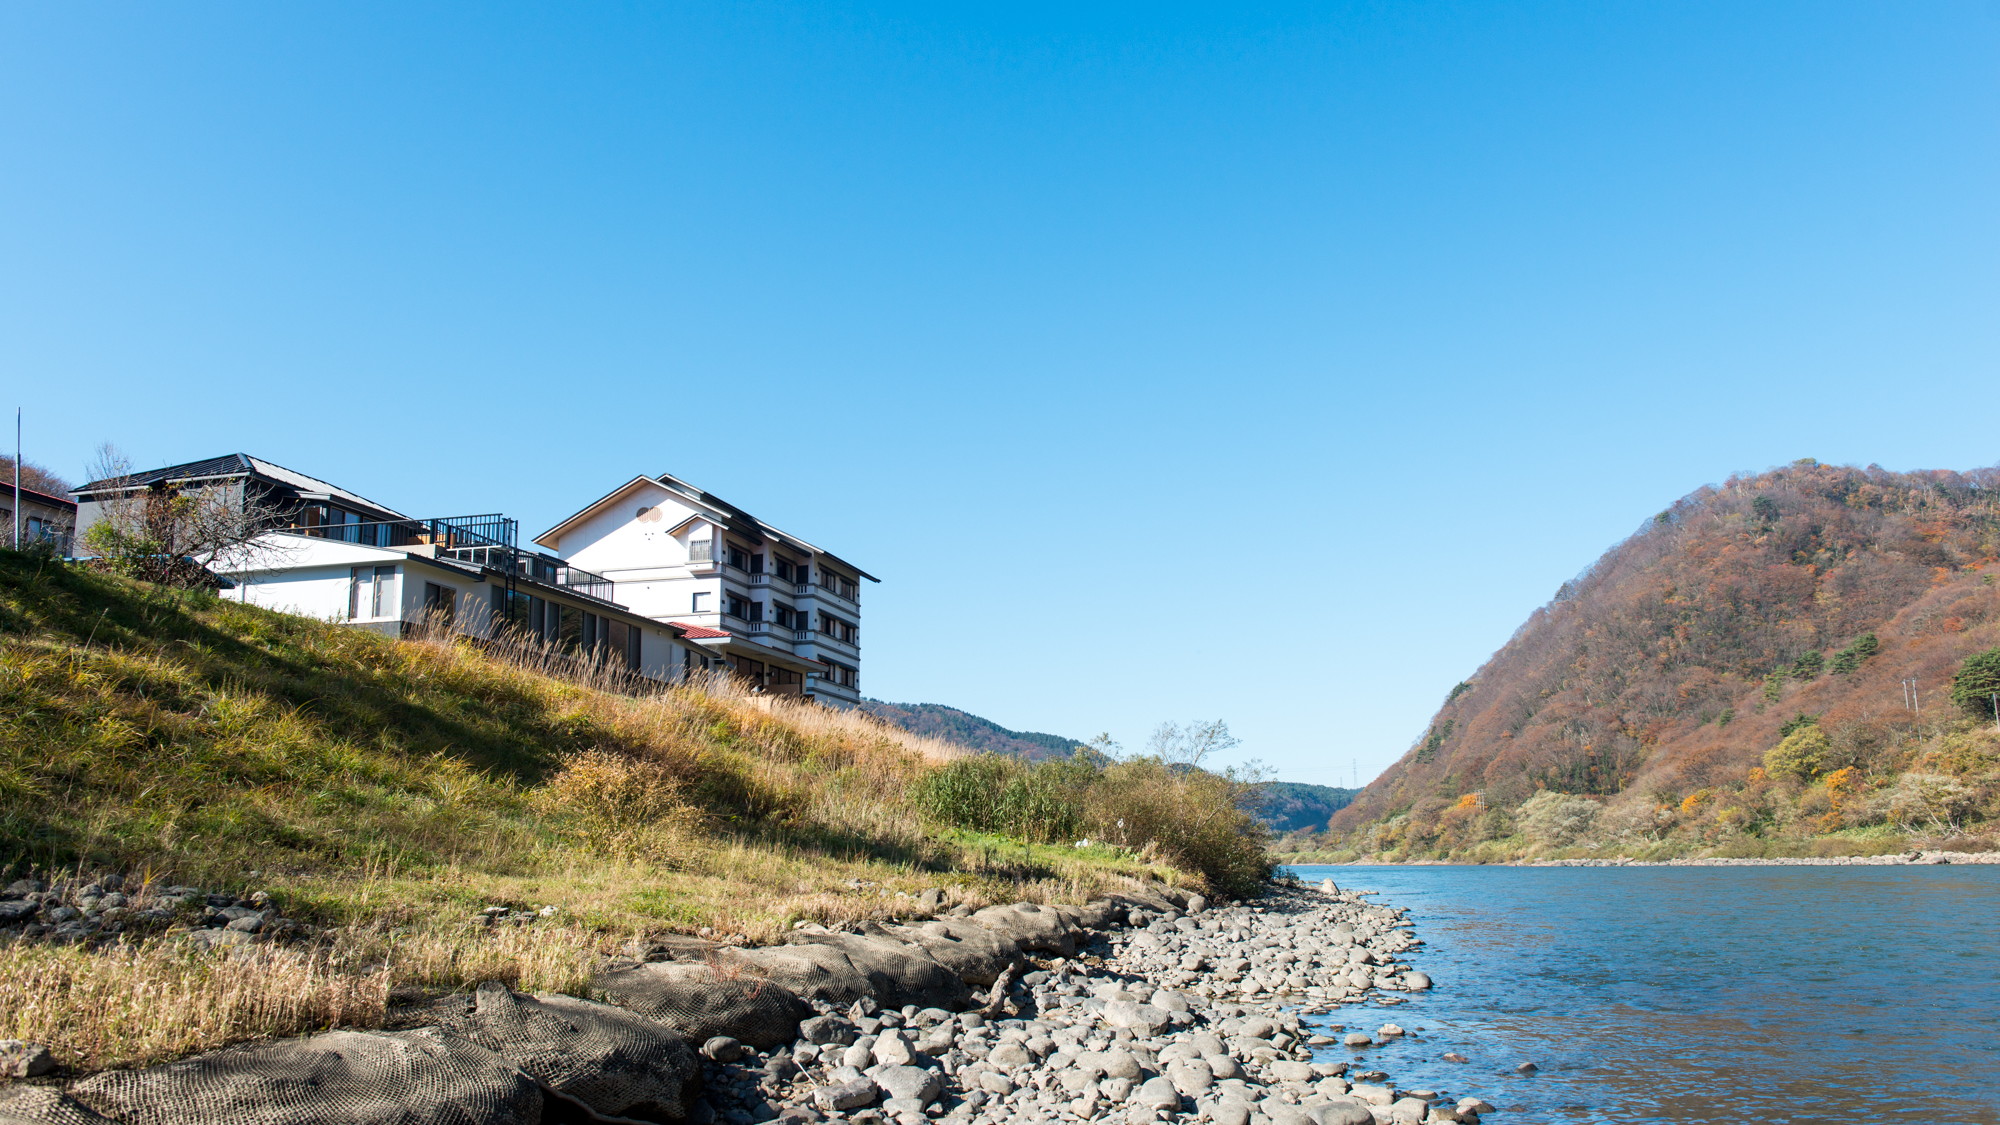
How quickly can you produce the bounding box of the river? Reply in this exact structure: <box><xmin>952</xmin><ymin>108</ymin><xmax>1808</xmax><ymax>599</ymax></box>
<box><xmin>1281</xmin><ymin>863</ymin><xmax>2000</xmax><ymax>1125</ymax></box>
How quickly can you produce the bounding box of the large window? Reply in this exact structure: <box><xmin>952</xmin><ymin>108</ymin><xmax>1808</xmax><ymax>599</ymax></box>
<box><xmin>350</xmin><ymin>566</ymin><xmax>396</xmax><ymax>619</ymax></box>
<box><xmin>726</xmin><ymin>544</ymin><xmax>749</xmax><ymax>571</ymax></box>
<box><xmin>818</xmin><ymin>612</ymin><xmax>856</xmax><ymax>644</ymax></box>
<box><xmin>494</xmin><ymin>588</ymin><xmax>547</xmax><ymax>638</ymax></box>
<box><xmin>773</xmin><ymin>602</ymin><xmax>800</xmax><ymax>629</ymax></box>
<box><xmin>819</xmin><ymin>661</ymin><xmax>857</xmax><ymax>689</ymax></box>
<box><xmin>725</xmin><ymin>592</ymin><xmax>750</xmax><ymax>620</ymax></box>
<box><xmin>818</xmin><ymin>568</ymin><xmax>858</xmax><ymax>600</ymax></box>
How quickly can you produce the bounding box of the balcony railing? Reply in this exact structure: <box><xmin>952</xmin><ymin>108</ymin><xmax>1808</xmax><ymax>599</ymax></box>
<box><xmin>270</xmin><ymin>514</ymin><xmax>620</xmax><ymax>607</ymax></box>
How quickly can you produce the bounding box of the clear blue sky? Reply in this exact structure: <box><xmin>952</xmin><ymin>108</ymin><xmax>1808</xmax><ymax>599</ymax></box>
<box><xmin>5</xmin><ymin>2</ymin><xmax>1997</xmax><ymax>787</ymax></box>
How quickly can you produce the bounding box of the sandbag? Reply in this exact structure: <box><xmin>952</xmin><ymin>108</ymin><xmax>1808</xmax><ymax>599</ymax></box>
<box><xmin>873</xmin><ymin>919</ymin><xmax>1021</xmax><ymax>987</ymax></box>
<box><xmin>435</xmin><ymin>982</ymin><xmax>698</xmax><ymax>1122</ymax></box>
<box><xmin>720</xmin><ymin>942</ymin><xmax>873</xmax><ymax>1007</ymax></box>
<box><xmin>66</xmin><ymin>1028</ymin><xmax>539</xmax><ymax>1125</ymax></box>
<box><xmin>593</xmin><ymin>961</ymin><xmax>811</xmax><ymax>1049</ymax></box>
<box><xmin>0</xmin><ymin>1086</ymin><xmax>117</xmax><ymax>1125</ymax></box>
<box><xmin>1074</xmin><ymin>899</ymin><xmax>1127</xmax><ymax>930</ymax></box>
<box><xmin>783</xmin><ymin>932</ymin><xmax>968</xmax><ymax>1010</ymax></box>
<box><xmin>971</xmin><ymin>903</ymin><xmax>1078</xmax><ymax>956</ymax></box>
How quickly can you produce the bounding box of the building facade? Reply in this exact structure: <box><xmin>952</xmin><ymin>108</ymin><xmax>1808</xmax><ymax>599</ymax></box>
<box><xmin>71</xmin><ymin>454</ymin><xmax>782</xmax><ymax>687</ymax></box>
<box><xmin>2</xmin><ymin>485</ymin><xmax>76</xmax><ymax>553</ymax></box>
<box><xmin>535</xmin><ymin>473</ymin><xmax>876</xmax><ymax>707</ymax></box>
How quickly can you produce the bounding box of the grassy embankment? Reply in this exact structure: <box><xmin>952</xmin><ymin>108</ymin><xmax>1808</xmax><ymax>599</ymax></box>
<box><xmin>0</xmin><ymin>552</ymin><xmax>1214</xmax><ymax>1071</ymax></box>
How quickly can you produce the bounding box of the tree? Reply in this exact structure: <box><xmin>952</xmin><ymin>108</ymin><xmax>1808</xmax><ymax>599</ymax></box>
<box><xmin>0</xmin><ymin>455</ymin><xmax>69</xmax><ymax>496</ymax></box>
<box><xmin>1764</xmin><ymin>723</ymin><xmax>1831</xmax><ymax>780</ymax></box>
<box><xmin>1829</xmin><ymin>634</ymin><xmax>1878</xmax><ymax>675</ymax></box>
<box><xmin>1517</xmin><ymin>791</ymin><xmax>1598</xmax><ymax>846</ymax></box>
<box><xmin>1950</xmin><ymin>647</ymin><xmax>2000</xmax><ymax>720</ymax></box>
<box><xmin>80</xmin><ymin>444</ymin><xmax>282</xmax><ymax>587</ymax></box>
<box><xmin>1146</xmin><ymin>719</ymin><xmax>1239</xmax><ymax>770</ymax></box>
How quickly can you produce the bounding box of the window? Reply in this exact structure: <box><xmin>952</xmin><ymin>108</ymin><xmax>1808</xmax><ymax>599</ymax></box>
<box><xmin>726</xmin><ymin>544</ymin><xmax>749</xmax><ymax>570</ymax></box>
<box><xmin>350</xmin><ymin>566</ymin><xmax>396</xmax><ymax>619</ymax></box>
<box><xmin>818</xmin><ymin>612</ymin><xmax>856</xmax><ymax>644</ymax></box>
<box><xmin>775</xmin><ymin>558</ymin><xmax>798</xmax><ymax>582</ymax></box>
<box><xmin>423</xmin><ymin>582</ymin><xmax>456</xmax><ymax>624</ymax></box>
<box><xmin>749</xmin><ymin>600</ymin><xmax>764</xmax><ymax>622</ymax></box>
<box><xmin>773</xmin><ymin>602</ymin><xmax>799</xmax><ymax>629</ymax></box>
<box><xmin>557</xmin><ymin>605</ymin><xmax>581</xmax><ymax>649</ymax></box>
<box><xmin>691</xmin><ymin>591</ymin><xmax>710</xmax><ymax>613</ymax></box>
<box><xmin>493</xmin><ymin>588</ymin><xmax>546</xmax><ymax>636</ymax></box>
<box><xmin>819</xmin><ymin>661</ymin><xmax>857</xmax><ymax>689</ymax></box>
<box><xmin>689</xmin><ymin>537</ymin><xmax>714</xmax><ymax>563</ymax></box>
<box><xmin>749</xmin><ymin>552</ymin><xmax>764</xmax><ymax>574</ymax></box>
<box><xmin>819</xmin><ymin>568</ymin><xmax>858</xmax><ymax>600</ymax></box>
<box><xmin>725</xmin><ymin>593</ymin><xmax>750</xmax><ymax>620</ymax></box>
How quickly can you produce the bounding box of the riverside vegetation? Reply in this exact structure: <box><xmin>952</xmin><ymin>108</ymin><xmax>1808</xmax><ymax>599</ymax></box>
<box><xmin>0</xmin><ymin>550</ymin><xmax>1269</xmax><ymax>1074</ymax></box>
<box><xmin>1303</xmin><ymin>460</ymin><xmax>2000</xmax><ymax>864</ymax></box>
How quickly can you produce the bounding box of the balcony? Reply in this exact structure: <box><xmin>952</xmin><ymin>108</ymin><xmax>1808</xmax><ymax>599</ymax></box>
<box><xmin>814</xmin><ymin>581</ymin><xmax>860</xmax><ymax>610</ymax></box>
<box><xmin>554</xmin><ymin>565</ymin><xmax>615</xmax><ymax>605</ymax></box>
<box><xmin>748</xmin><ymin>572</ymin><xmax>771</xmax><ymax>587</ymax></box>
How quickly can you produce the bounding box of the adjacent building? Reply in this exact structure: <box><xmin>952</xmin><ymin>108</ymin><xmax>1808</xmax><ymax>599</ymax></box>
<box><xmin>69</xmin><ymin>455</ymin><xmax>730</xmax><ymax>686</ymax></box>
<box><xmin>2</xmin><ymin>485</ymin><xmax>76</xmax><ymax>553</ymax></box>
<box><xmin>534</xmin><ymin>472</ymin><xmax>876</xmax><ymax>707</ymax></box>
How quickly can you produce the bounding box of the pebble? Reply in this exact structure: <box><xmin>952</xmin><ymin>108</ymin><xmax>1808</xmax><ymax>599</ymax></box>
<box><xmin>688</xmin><ymin>883</ymin><xmax>1501</xmax><ymax>1125</ymax></box>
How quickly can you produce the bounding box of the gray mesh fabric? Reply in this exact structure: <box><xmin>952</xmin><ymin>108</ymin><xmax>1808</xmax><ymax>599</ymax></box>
<box><xmin>970</xmin><ymin>903</ymin><xmax>1080</xmax><ymax>956</ymax></box>
<box><xmin>870</xmin><ymin>919</ymin><xmax>1020</xmax><ymax>987</ymax></box>
<box><xmin>65</xmin><ymin>1028</ymin><xmax>540</xmax><ymax>1125</ymax></box>
<box><xmin>435</xmin><ymin>983</ymin><xmax>698</xmax><ymax>1123</ymax></box>
<box><xmin>592</xmin><ymin>961</ymin><xmax>811</xmax><ymax>1049</ymax></box>
<box><xmin>0</xmin><ymin>1086</ymin><xmax>117</xmax><ymax>1125</ymax></box>
<box><xmin>781</xmin><ymin>932</ymin><xmax>970</xmax><ymax>1009</ymax></box>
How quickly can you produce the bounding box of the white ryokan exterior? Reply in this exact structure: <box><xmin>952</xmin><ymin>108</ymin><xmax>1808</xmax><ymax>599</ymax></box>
<box><xmin>536</xmin><ymin>473</ymin><xmax>877</xmax><ymax>707</ymax></box>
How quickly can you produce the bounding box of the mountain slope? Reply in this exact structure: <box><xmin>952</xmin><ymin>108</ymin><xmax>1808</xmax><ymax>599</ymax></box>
<box><xmin>1327</xmin><ymin>460</ymin><xmax>2000</xmax><ymax>858</ymax></box>
<box><xmin>861</xmin><ymin>700</ymin><xmax>1086</xmax><ymax>761</ymax></box>
<box><xmin>1244</xmin><ymin>782</ymin><xmax>1358</xmax><ymax>834</ymax></box>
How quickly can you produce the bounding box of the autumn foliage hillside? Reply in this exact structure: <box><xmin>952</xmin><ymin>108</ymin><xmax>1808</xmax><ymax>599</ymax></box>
<box><xmin>1325</xmin><ymin>460</ymin><xmax>2000</xmax><ymax>859</ymax></box>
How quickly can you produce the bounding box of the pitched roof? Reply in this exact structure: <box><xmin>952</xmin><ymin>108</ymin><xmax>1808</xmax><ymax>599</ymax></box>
<box><xmin>535</xmin><ymin>472</ymin><xmax>877</xmax><ymax>581</ymax></box>
<box><xmin>668</xmin><ymin>621</ymin><xmax>733</xmax><ymax>639</ymax></box>
<box><xmin>72</xmin><ymin>454</ymin><xmax>408</xmax><ymax>520</ymax></box>
<box><xmin>3</xmin><ymin>484</ymin><xmax>76</xmax><ymax>512</ymax></box>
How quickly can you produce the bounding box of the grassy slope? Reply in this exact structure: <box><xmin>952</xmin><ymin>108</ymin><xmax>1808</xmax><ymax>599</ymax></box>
<box><xmin>0</xmin><ymin>553</ymin><xmax>1189</xmax><ymax>1068</ymax></box>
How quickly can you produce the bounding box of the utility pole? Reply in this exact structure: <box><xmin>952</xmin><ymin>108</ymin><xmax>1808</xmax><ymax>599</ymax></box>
<box><xmin>11</xmin><ymin>408</ymin><xmax>19</xmax><ymax>551</ymax></box>
<box><xmin>1991</xmin><ymin>692</ymin><xmax>1998</xmax><ymax>734</ymax></box>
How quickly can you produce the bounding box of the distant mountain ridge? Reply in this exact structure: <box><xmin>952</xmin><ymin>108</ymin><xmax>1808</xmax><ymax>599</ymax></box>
<box><xmin>860</xmin><ymin>700</ymin><xmax>1083</xmax><ymax>761</ymax></box>
<box><xmin>1246</xmin><ymin>781</ymin><xmax>1359</xmax><ymax>834</ymax></box>
<box><xmin>861</xmin><ymin>699</ymin><xmax>1358</xmax><ymax>833</ymax></box>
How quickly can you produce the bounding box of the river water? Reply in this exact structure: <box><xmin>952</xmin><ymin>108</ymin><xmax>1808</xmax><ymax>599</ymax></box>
<box><xmin>1280</xmin><ymin>864</ymin><xmax>2000</xmax><ymax>1125</ymax></box>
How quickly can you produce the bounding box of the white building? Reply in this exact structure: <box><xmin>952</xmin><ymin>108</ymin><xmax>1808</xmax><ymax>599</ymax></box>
<box><xmin>535</xmin><ymin>472</ymin><xmax>876</xmax><ymax>707</ymax></box>
<box><xmin>73</xmin><ymin>454</ymin><xmax>736</xmax><ymax>685</ymax></box>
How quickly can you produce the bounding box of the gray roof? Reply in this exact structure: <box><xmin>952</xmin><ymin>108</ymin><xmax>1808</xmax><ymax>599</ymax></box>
<box><xmin>72</xmin><ymin>453</ymin><xmax>409</xmax><ymax>520</ymax></box>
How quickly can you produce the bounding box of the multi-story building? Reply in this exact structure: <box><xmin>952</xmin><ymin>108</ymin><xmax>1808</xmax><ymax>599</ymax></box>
<box><xmin>69</xmin><ymin>454</ymin><xmax>736</xmax><ymax>685</ymax></box>
<box><xmin>535</xmin><ymin>472</ymin><xmax>876</xmax><ymax>707</ymax></box>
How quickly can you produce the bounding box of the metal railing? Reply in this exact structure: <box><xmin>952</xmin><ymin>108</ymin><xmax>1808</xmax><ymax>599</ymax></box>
<box><xmin>269</xmin><ymin>513</ymin><xmax>620</xmax><ymax>607</ymax></box>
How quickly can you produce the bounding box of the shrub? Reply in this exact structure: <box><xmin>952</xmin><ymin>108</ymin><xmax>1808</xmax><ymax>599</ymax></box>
<box><xmin>1950</xmin><ymin>647</ymin><xmax>2000</xmax><ymax>720</ymax></box>
<box><xmin>1090</xmin><ymin>757</ymin><xmax>1270</xmax><ymax>896</ymax></box>
<box><xmin>913</xmin><ymin>756</ymin><xmax>1018</xmax><ymax>834</ymax></box>
<box><xmin>1765</xmin><ymin>724</ymin><xmax>1831</xmax><ymax>779</ymax></box>
<box><xmin>1517</xmin><ymin>791</ymin><xmax>1599</xmax><ymax>846</ymax></box>
<box><xmin>1878</xmin><ymin>773</ymin><xmax>1977</xmax><ymax>832</ymax></box>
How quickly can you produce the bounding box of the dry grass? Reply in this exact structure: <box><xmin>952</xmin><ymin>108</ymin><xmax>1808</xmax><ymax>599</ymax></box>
<box><xmin>0</xmin><ymin>556</ymin><xmax>1198</xmax><ymax>1073</ymax></box>
<box><xmin>0</xmin><ymin>939</ymin><xmax>389</xmax><ymax>1072</ymax></box>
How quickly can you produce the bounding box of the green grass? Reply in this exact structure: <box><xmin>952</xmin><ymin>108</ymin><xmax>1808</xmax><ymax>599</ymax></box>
<box><xmin>0</xmin><ymin>551</ymin><xmax>1212</xmax><ymax>1071</ymax></box>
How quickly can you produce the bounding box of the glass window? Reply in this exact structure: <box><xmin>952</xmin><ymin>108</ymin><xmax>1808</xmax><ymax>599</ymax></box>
<box><xmin>692</xmin><ymin>591</ymin><xmax>709</xmax><ymax>613</ymax></box>
<box><xmin>423</xmin><ymin>582</ymin><xmax>456</xmax><ymax>624</ymax></box>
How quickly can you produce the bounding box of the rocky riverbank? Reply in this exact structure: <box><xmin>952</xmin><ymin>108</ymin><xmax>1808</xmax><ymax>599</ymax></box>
<box><xmin>0</xmin><ymin>881</ymin><xmax>1490</xmax><ymax>1125</ymax></box>
<box><xmin>684</xmin><ymin>882</ymin><xmax>1490</xmax><ymax>1125</ymax></box>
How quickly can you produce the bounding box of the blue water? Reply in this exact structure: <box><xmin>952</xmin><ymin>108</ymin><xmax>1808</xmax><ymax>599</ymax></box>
<box><xmin>1281</xmin><ymin>864</ymin><xmax>2000</xmax><ymax>1125</ymax></box>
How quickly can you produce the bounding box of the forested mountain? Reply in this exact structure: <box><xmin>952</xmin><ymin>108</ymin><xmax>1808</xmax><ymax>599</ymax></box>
<box><xmin>1326</xmin><ymin>461</ymin><xmax>2000</xmax><ymax>859</ymax></box>
<box><xmin>861</xmin><ymin>700</ymin><xmax>1084</xmax><ymax>761</ymax></box>
<box><xmin>1244</xmin><ymin>782</ymin><xmax>1358</xmax><ymax>833</ymax></box>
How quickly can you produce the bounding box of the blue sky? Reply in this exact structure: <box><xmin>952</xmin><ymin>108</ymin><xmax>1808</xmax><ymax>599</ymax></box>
<box><xmin>4</xmin><ymin>2</ymin><xmax>1997</xmax><ymax>786</ymax></box>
